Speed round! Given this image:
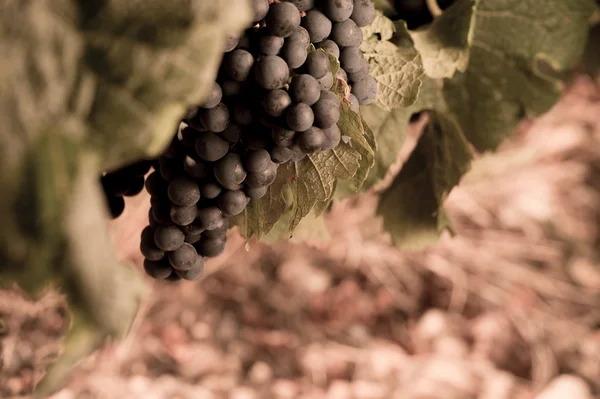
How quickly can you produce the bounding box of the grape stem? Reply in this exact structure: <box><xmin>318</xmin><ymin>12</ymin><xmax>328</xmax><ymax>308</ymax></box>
<box><xmin>425</xmin><ymin>0</ymin><xmax>443</xmax><ymax>18</ymax></box>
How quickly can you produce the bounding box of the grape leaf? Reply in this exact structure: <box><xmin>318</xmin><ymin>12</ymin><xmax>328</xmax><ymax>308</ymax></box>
<box><xmin>444</xmin><ymin>0</ymin><xmax>597</xmax><ymax>151</ymax></box>
<box><xmin>0</xmin><ymin>0</ymin><xmax>251</xmax><ymax>396</ymax></box>
<box><xmin>409</xmin><ymin>0</ymin><xmax>479</xmax><ymax>79</ymax></box>
<box><xmin>377</xmin><ymin>112</ymin><xmax>471</xmax><ymax>250</ymax></box>
<box><xmin>361</xmin><ymin>12</ymin><xmax>425</xmax><ymax>110</ymax></box>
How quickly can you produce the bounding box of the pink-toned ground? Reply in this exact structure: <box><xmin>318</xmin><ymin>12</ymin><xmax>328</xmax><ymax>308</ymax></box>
<box><xmin>2</xmin><ymin>76</ymin><xmax>600</xmax><ymax>399</ymax></box>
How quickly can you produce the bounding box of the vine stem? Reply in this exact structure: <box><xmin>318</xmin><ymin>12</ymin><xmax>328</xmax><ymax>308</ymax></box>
<box><xmin>425</xmin><ymin>0</ymin><xmax>443</xmax><ymax>18</ymax></box>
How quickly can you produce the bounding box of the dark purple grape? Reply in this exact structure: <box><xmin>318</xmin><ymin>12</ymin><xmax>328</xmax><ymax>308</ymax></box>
<box><xmin>222</xmin><ymin>80</ymin><xmax>242</xmax><ymax>97</ymax></box>
<box><xmin>258</xmin><ymin>29</ymin><xmax>285</xmax><ymax>55</ymax></box>
<box><xmin>245</xmin><ymin>149</ymin><xmax>273</xmax><ymax>173</ymax></box>
<box><xmin>143</xmin><ymin>259</ymin><xmax>172</xmax><ymax>279</ymax></box>
<box><xmin>246</xmin><ymin>162</ymin><xmax>278</xmax><ymax>188</ymax></box>
<box><xmin>195</xmin><ymin>236</ymin><xmax>227</xmax><ymax>257</ymax></box>
<box><xmin>196</xmin><ymin>206</ymin><xmax>224</xmax><ymax>230</ymax></box>
<box><xmin>218</xmin><ymin>190</ymin><xmax>248</xmax><ymax>216</ymax></box>
<box><xmin>154</xmin><ymin>225</ymin><xmax>185</xmax><ymax>251</ymax></box>
<box><xmin>289</xmin><ymin>74</ymin><xmax>321</xmax><ymax>105</ymax></box>
<box><xmin>224</xmin><ymin>49</ymin><xmax>255</xmax><ymax>82</ymax></box>
<box><xmin>200</xmin><ymin>82</ymin><xmax>223</xmax><ymax>108</ymax></box>
<box><xmin>331</xmin><ymin>19</ymin><xmax>363</xmax><ymax>47</ymax></box>
<box><xmin>288</xmin><ymin>26</ymin><xmax>311</xmax><ymax>47</ymax></box>
<box><xmin>312</xmin><ymin>94</ymin><xmax>341</xmax><ymax>128</ymax></box>
<box><xmin>152</xmin><ymin>202</ymin><xmax>173</xmax><ymax>225</ymax></box>
<box><xmin>254</xmin><ymin>55</ymin><xmax>290</xmax><ymax>90</ymax></box>
<box><xmin>305</xmin><ymin>51</ymin><xmax>330</xmax><ymax>79</ymax></box>
<box><xmin>183</xmin><ymin>155</ymin><xmax>209</xmax><ymax>179</ymax></box>
<box><xmin>302</xmin><ymin>10</ymin><xmax>332</xmax><ymax>43</ymax></box>
<box><xmin>339</xmin><ymin>46</ymin><xmax>363</xmax><ymax>73</ymax></box>
<box><xmin>286</xmin><ymin>103</ymin><xmax>314</xmax><ymax>131</ymax></box>
<box><xmin>288</xmin><ymin>143</ymin><xmax>307</xmax><ymax>162</ymax></box>
<box><xmin>297</xmin><ymin>127</ymin><xmax>325</xmax><ymax>153</ymax></box>
<box><xmin>168</xmin><ymin>242</ymin><xmax>197</xmax><ymax>271</ymax></box>
<box><xmin>195</xmin><ymin>131</ymin><xmax>229</xmax><ymax>162</ymax></box>
<box><xmin>245</xmin><ymin>185</ymin><xmax>268</xmax><ymax>199</ymax></box>
<box><xmin>262</xmin><ymin>89</ymin><xmax>292</xmax><ymax>117</ymax></box>
<box><xmin>351</xmin><ymin>0</ymin><xmax>376</xmax><ymax>27</ymax></box>
<box><xmin>167</xmin><ymin>177</ymin><xmax>200</xmax><ymax>206</ymax></box>
<box><xmin>283</xmin><ymin>0</ymin><xmax>315</xmax><ymax>12</ymax></box>
<box><xmin>351</xmin><ymin>75</ymin><xmax>377</xmax><ymax>105</ymax></box>
<box><xmin>124</xmin><ymin>175</ymin><xmax>145</xmax><ymax>197</ymax></box>
<box><xmin>214</xmin><ymin>153</ymin><xmax>247</xmax><ymax>190</ymax></box>
<box><xmin>107</xmin><ymin>195</ymin><xmax>125</xmax><ymax>219</ymax></box>
<box><xmin>220</xmin><ymin>123</ymin><xmax>242</xmax><ymax>144</ymax></box>
<box><xmin>280</xmin><ymin>40</ymin><xmax>309</xmax><ymax>69</ymax></box>
<box><xmin>199</xmin><ymin>103</ymin><xmax>230</xmax><ymax>132</ymax></box>
<box><xmin>323</xmin><ymin>0</ymin><xmax>354</xmax><ymax>22</ymax></box>
<box><xmin>322</xmin><ymin>124</ymin><xmax>342</xmax><ymax>150</ymax></box>
<box><xmin>141</xmin><ymin>227</ymin><xmax>166</xmax><ymax>261</ymax></box>
<box><xmin>252</xmin><ymin>0</ymin><xmax>270</xmax><ymax>22</ymax></box>
<box><xmin>158</xmin><ymin>157</ymin><xmax>183</xmax><ymax>181</ymax></box>
<box><xmin>203</xmin><ymin>218</ymin><xmax>229</xmax><ymax>238</ymax></box>
<box><xmin>170</xmin><ymin>205</ymin><xmax>197</xmax><ymax>226</ymax></box>
<box><xmin>175</xmin><ymin>257</ymin><xmax>205</xmax><ymax>281</ymax></box>
<box><xmin>270</xmin><ymin>145</ymin><xmax>295</xmax><ymax>163</ymax></box>
<box><xmin>232</xmin><ymin>100</ymin><xmax>253</xmax><ymax>126</ymax></box>
<box><xmin>318</xmin><ymin>72</ymin><xmax>334</xmax><ymax>91</ymax></box>
<box><xmin>272</xmin><ymin>126</ymin><xmax>296</xmax><ymax>147</ymax></box>
<box><xmin>266</xmin><ymin>2</ymin><xmax>301</xmax><ymax>38</ymax></box>
<box><xmin>347</xmin><ymin>58</ymin><xmax>369</xmax><ymax>82</ymax></box>
<box><xmin>200</xmin><ymin>181</ymin><xmax>222</xmax><ymax>199</ymax></box>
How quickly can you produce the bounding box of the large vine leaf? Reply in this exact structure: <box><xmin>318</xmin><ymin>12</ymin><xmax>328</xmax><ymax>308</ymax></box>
<box><xmin>0</xmin><ymin>0</ymin><xmax>251</xmax><ymax>396</ymax></box>
<box><xmin>377</xmin><ymin>113</ymin><xmax>472</xmax><ymax>250</ymax></box>
<box><xmin>444</xmin><ymin>0</ymin><xmax>597</xmax><ymax>151</ymax></box>
<box><xmin>410</xmin><ymin>0</ymin><xmax>479</xmax><ymax>79</ymax></box>
<box><xmin>361</xmin><ymin>12</ymin><xmax>424</xmax><ymax>110</ymax></box>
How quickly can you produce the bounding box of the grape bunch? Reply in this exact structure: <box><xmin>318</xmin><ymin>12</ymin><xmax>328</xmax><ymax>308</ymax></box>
<box><xmin>138</xmin><ymin>0</ymin><xmax>377</xmax><ymax>282</ymax></box>
<box><xmin>101</xmin><ymin>160</ymin><xmax>153</xmax><ymax>219</ymax></box>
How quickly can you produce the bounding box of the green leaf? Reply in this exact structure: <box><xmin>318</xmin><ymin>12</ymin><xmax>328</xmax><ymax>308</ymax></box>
<box><xmin>377</xmin><ymin>112</ymin><xmax>472</xmax><ymax>250</ymax></box>
<box><xmin>361</xmin><ymin>12</ymin><xmax>425</xmax><ymax>110</ymax></box>
<box><xmin>444</xmin><ymin>0</ymin><xmax>596</xmax><ymax>151</ymax></box>
<box><xmin>0</xmin><ymin>0</ymin><xmax>252</xmax><ymax>395</ymax></box>
<box><xmin>410</xmin><ymin>0</ymin><xmax>479</xmax><ymax>79</ymax></box>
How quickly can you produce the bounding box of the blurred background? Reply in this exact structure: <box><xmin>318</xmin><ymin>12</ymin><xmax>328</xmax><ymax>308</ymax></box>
<box><xmin>1</xmin><ymin>74</ymin><xmax>600</xmax><ymax>398</ymax></box>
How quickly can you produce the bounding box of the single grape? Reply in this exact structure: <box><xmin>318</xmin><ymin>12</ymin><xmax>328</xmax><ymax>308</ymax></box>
<box><xmin>323</xmin><ymin>0</ymin><xmax>354</xmax><ymax>22</ymax></box>
<box><xmin>305</xmin><ymin>51</ymin><xmax>330</xmax><ymax>79</ymax></box>
<box><xmin>101</xmin><ymin>172</ymin><xmax>130</xmax><ymax>197</ymax></box>
<box><xmin>322</xmin><ymin>124</ymin><xmax>342</xmax><ymax>150</ymax></box>
<box><xmin>262</xmin><ymin>89</ymin><xmax>292</xmax><ymax>117</ymax></box>
<box><xmin>168</xmin><ymin>242</ymin><xmax>197</xmax><ymax>271</ymax></box>
<box><xmin>200</xmin><ymin>82</ymin><xmax>223</xmax><ymax>108</ymax></box>
<box><xmin>223</xmin><ymin>35</ymin><xmax>239</xmax><ymax>52</ymax></box>
<box><xmin>199</xmin><ymin>103</ymin><xmax>230</xmax><ymax>132</ymax></box>
<box><xmin>347</xmin><ymin>57</ymin><xmax>369</xmax><ymax>82</ymax></box>
<box><xmin>283</xmin><ymin>0</ymin><xmax>315</xmax><ymax>12</ymax></box>
<box><xmin>336</xmin><ymin>67</ymin><xmax>348</xmax><ymax>82</ymax></box>
<box><xmin>289</xmin><ymin>74</ymin><xmax>321</xmax><ymax>105</ymax></box>
<box><xmin>266</xmin><ymin>2</ymin><xmax>301</xmax><ymax>38</ymax></box>
<box><xmin>148</xmin><ymin>209</ymin><xmax>161</xmax><ymax>229</ymax></box>
<box><xmin>182</xmin><ymin>156</ymin><xmax>208</xmax><ymax>179</ymax></box>
<box><xmin>288</xmin><ymin>26</ymin><xmax>311</xmax><ymax>46</ymax></box>
<box><xmin>258</xmin><ymin>29</ymin><xmax>285</xmax><ymax>55</ymax></box>
<box><xmin>141</xmin><ymin>227</ymin><xmax>166</xmax><ymax>262</ymax></box>
<box><xmin>316</xmin><ymin>40</ymin><xmax>340</xmax><ymax>58</ymax></box>
<box><xmin>286</xmin><ymin>103</ymin><xmax>314</xmax><ymax>131</ymax></box>
<box><xmin>221</xmin><ymin>80</ymin><xmax>242</xmax><ymax>97</ymax></box>
<box><xmin>158</xmin><ymin>157</ymin><xmax>183</xmax><ymax>181</ymax></box>
<box><xmin>245</xmin><ymin>162</ymin><xmax>278</xmax><ymax>188</ymax></box>
<box><xmin>331</xmin><ymin>19</ymin><xmax>363</xmax><ymax>47</ymax></box>
<box><xmin>167</xmin><ymin>177</ymin><xmax>200</xmax><ymax>206</ymax></box>
<box><xmin>170</xmin><ymin>205</ymin><xmax>197</xmax><ymax>226</ymax></box>
<box><xmin>200</xmin><ymin>181</ymin><xmax>222</xmax><ymax>199</ymax></box>
<box><xmin>195</xmin><ymin>131</ymin><xmax>229</xmax><ymax>162</ymax></box>
<box><xmin>348</xmin><ymin>93</ymin><xmax>360</xmax><ymax>112</ymax></box>
<box><xmin>154</xmin><ymin>225</ymin><xmax>185</xmax><ymax>251</ymax></box>
<box><xmin>312</xmin><ymin>94</ymin><xmax>341</xmax><ymax>128</ymax></box>
<box><xmin>270</xmin><ymin>145</ymin><xmax>295</xmax><ymax>163</ymax></box>
<box><xmin>280</xmin><ymin>40</ymin><xmax>309</xmax><ymax>69</ymax></box>
<box><xmin>143</xmin><ymin>259</ymin><xmax>172</xmax><ymax>279</ymax></box>
<box><xmin>254</xmin><ymin>55</ymin><xmax>290</xmax><ymax>90</ymax></box>
<box><xmin>152</xmin><ymin>202</ymin><xmax>174</xmax><ymax>225</ymax></box>
<box><xmin>214</xmin><ymin>153</ymin><xmax>247</xmax><ymax>190</ymax></box>
<box><xmin>351</xmin><ymin>0</ymin><xmax>376</xmax><ymax>27</ymax></box>
<box><xmin>252</xmin><ymin>0</ymin><xmax>270</xmax><ymax>22</ymax></box>
<box><xmin>184</xmin><ymin>232</ymin><xmax>202</xmax><ymax>244</ymax></box>
<box><xmin>224</xmin><ymin>49</ymin><xmax>255</xmax><ymax>82</ymax></box>
<box><xmin>339</xmin><ymin>46</ymin><xmax>362</xmax><ymax>73</ymax></box>
<box><xmin>195</xmin><ymin>236</ymin><xmax>227</xmax><ymax>257</ymax></box>
<box><xmin>272</xmin><ymin>126</ymin><xmax>296</xmax><ymax>147</ymax></box>
<box><xmin>218</xmin><ymin>190</ymin><xmax>248</xmax><ymax>216</ymax></box>
<box><xmin>175</xmin><ymin>257</ymin><xmax>205</xmax><ymax>281</ymax></box>
<box><xmin>220</xmin><ymin>123</ymin><xmax>242</xmax><ymax>144</ymax></box>
<box><xmin>196</xmin><ymin>206</ymin><xmax>224</xmax><ymax>230</ymax></box>
<box><xmin>245</xmin><ymin>185</ymin><xmax>268</xmax><ymax>199</ymax></box>
<box><xmin>236</xmin><ymin>33</ymin><xmax>252</xmax><ymax>50</ymax></box>
<box><xmin>351</xmin><ymin>75</ymin><xmax>377</xmax><ymax>104</ymax></box>
<box><xmin>318</xmin><ymin>72</ymin><xmax>334</xmax><ymax>91</ymax></box>
<box><xmin>203</xmin><ymin>218</ymin><xmax>229</xmax><ymax>238</ymax></box>
<box><xmin>297</xmin><ymin>126</ymin><xmax>325</xmax><ymax>153</ymax></box>
<box><xmin>302</xmin><ymin>10</ymin><xmax>332</xmax><ymax>43</ymax></box>
<box><xmin>181</xmin><ymin>221</ymin><xmax>205</xmax><ymax>236</ymax></box>
<box><xmin>245</xmin><ymin>149</ymin><xmax>273</xmax><ymax>173</ymax></box>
